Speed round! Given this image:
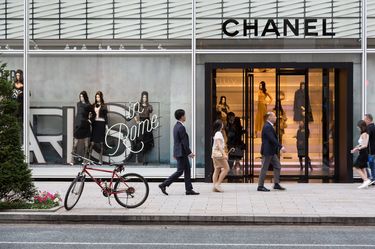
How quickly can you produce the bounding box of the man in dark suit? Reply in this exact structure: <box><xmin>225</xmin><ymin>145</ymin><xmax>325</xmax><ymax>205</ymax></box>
<box><xmin>258</xmin><ymin>112</ymin><xmax>287</xmax><ymax>192</ymax></box>
<box><xmin>159</xmin><ymin>109</ymin><xmax>199</xmax><ymax>195</ymax></box>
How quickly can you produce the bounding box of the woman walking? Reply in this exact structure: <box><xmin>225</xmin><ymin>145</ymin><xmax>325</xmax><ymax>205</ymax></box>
<box><xmin>351</xmin><ymin>120</ymin><xmax>370</xmax><ymax>189</ymax></box>
<box><xmin>211</xmin><ymin>119</ymin><xmax>229</xmax><ymax>192</ymax></box>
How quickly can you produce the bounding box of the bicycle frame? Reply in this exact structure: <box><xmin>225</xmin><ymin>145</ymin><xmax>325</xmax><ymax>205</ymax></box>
<box><xmin>78</xmin><ymin>161</ymin><xmax>129</xmax><ymax>196</ymax></box>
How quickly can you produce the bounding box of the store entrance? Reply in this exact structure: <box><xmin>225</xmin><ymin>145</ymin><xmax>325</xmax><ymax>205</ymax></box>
<box><xmin>205</xmin><ymin>63</ymin><xmax>353</xmax><ymax>183</ymax></box>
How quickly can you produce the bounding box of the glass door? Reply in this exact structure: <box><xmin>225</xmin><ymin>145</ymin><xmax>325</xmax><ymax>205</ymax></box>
<box><xmin>276</xmin><ymin>68</ymin><xmax>309</xmax><ymax>181</ymax></box>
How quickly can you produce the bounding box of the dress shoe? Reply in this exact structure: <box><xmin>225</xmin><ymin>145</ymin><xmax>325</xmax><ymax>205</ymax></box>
<box><xmin>273</xmin><ymin>183</ymin><xmax>286</xmax><ymax>190</ymax></box>
<box><xmin>257</xmin><ymin>186</ymin><xmax>270</xmax><ymax>192</ymax></box>
<box><xmin>158</xmin><ymin>184</ymin><xmax>168</xmax><ymax>195</ymax></box>
<box><xmin>186</xmin><ymin>190</ymin><xmax>200</xmax><ymax>195</ymax></box>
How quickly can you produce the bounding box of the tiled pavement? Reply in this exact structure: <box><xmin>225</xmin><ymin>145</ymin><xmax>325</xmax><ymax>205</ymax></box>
<box><xmin>31</xmin><ymin>181</ymin><xmax>375</xmax><ymax>217</ymax></box>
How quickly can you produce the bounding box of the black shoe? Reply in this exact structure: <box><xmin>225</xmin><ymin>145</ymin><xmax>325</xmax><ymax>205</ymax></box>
<box><xmin>257</xmin><ymin>186</ymin><xmax>270</xmax><ymax>192</ymax></box>
<box><xmin>273</xmin><ymin>183</ymin><xmax>286</xmax><ymax>190</ymax></box>
<box><xmin>186</xmin><ymin>190</ymin><xmax>200</xmax><ymax>195</ymax></box>
<box><xmin>158</xmin><ymin>184</ymin><xmax>168</xmax><ymax>196</ymax></box>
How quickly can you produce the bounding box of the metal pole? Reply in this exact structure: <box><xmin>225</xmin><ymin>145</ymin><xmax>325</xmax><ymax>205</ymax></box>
<box><xmin>362</xmin><ymin>0</ymin><xmax>367</xmax><ymax>115</ymax></box>
<box><xmin>23</xmin><ymin>0</ymin><xmax>29</xmax><ymax>163</ymax></box>
<box><xmin>191</xmin><ymin>0</ymin><xmax>196</xmax><ymax>178</ymax></box>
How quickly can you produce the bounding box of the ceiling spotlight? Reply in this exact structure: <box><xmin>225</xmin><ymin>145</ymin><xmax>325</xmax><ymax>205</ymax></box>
<box><xmin>64</xmin><ymin>44</ymin><xmax>70</xmax><ymax>50</ymax></box>
<box><xmin>107</xmin><ymin>45</ymin><xmax>112</xmax><ymax>50</ymax></box>
<box><xmin>81</xmin><ymin>44</ymin><xmax>87</xmax><ymax>50</ymax></box>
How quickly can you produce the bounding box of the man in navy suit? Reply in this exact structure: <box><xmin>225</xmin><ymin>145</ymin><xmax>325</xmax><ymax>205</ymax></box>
<box><xmin>159</xmin><ymin>109</ymin><xmax>199</xmax><ymax>195</ymax></box>
<box><xmin>258</xmin><ymin>112</ymin><xmax>287</xmax><ymax>192</ymax></box>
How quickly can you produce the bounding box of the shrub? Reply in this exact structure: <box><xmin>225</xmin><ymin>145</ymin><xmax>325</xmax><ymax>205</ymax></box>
<box><xmin>0</xmin><ymin>63</ymin><xmax>36</xmax><ymax>202</ymax></box>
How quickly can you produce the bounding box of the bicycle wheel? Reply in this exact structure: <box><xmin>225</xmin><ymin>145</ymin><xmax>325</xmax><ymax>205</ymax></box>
<box><xmin>64</xmin><ymin>173</ymin><xmax>85</xmax><ymax>210</ymax></box>
<box><xmin>114</xmin><ymin>173</ymin><xmax>149</xmax><ymax>208</ymax></box>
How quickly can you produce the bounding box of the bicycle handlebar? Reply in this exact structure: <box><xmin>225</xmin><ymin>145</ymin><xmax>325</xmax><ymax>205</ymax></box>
<box><xmin>71</xmin><ymin>153</ymin><xmax>125</xmax><ymax>169</ymax></box>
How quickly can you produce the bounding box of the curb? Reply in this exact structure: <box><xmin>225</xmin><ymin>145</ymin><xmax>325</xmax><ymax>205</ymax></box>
<box><xmin>1</xmin><ymin>213</ymin><xmax>375</xmax><ymax>225</ymax></box>
<box><xmin>0</xmin><ymin>206</ymin><xmax>63</xmax><ymax>213</ymax></box>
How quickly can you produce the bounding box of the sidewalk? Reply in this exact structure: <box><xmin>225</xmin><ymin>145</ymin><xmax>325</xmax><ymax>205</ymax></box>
<box><xmin>1</xmin><ymin>182</ymin><xmax>375</xmax><ymax>225</ymax></box>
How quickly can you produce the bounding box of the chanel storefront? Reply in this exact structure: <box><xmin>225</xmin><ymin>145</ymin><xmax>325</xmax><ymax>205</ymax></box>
<box><xmin>1</xmin><ymin>0</ymin><xmax>374</xmax><ymax>182</ymax></box>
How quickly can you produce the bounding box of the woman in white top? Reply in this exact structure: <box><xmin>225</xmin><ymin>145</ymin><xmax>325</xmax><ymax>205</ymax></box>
<box><xmin>351</xmin><ymin>120</ymin><xmax>370</xmax><ymax>189</ymax></box>
<box><xmin>211</xmin><ymin>119</ymin><xmax>229</xmax><ymax>192</ymax></box>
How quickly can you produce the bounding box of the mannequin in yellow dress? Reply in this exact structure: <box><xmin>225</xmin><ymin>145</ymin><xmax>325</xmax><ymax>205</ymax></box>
<box><xmin>255</xmin><ymin>81</ymin><xmax>273</xmax><ymax>136</ymax></box>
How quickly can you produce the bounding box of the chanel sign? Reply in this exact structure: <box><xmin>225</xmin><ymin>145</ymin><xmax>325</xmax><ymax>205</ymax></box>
<box><xmin>222</xmin><ymin>18</ymin><xmax>335</xmax><ymax>37</ymax></box>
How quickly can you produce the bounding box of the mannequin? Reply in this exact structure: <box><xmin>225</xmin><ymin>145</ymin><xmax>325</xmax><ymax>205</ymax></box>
<box><xmin>216</xmin><ymin>96</ymin><xmax>230</xmax><ymax>124</ymax></box>
<box><xmin>71</xmin><ymin>91</ymin><xmax>92</xmax><ymax>164</ymax></box>
<box><xmin>136</xmin><ymin>91</ymin><xmax>154</xmax><ymax>165</ymax></box>
<box><xmin>90</xmin><ymin>91</ymin><xmax>108</xmax><ymax>164</ymax></box>
<box><xmin>12</xmin><ymin>69</ymin><xmax>24</xmax><ymax>121</ymax></box>
<box><xmin>293</xmin><ymin>82</ymin><xmax>313</xmax><ymax>122</ymax></box>
<box><xmin>273</xmin><ymin>91</ymin><xmax>287</xmax><ymax>144</ymax></box>
<box><xmin>255</xmin><ymin>81</ymin><xmax>272</xmax><ymax>136</ymax></box>
<box><xmin>296</xmin><ymin>121</ymin><xmax>313</xmax><ymax>171</ymax></box>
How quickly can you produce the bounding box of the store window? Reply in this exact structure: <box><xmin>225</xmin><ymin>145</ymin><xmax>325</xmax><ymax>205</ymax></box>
<box><xmin>28</xmin><ymin>55</ymin><xmax>192</xmax><ymax>167</ymax></box>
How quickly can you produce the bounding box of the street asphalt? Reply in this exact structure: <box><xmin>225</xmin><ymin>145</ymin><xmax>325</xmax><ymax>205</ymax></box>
<box><xmin>1</xmin><ymin>224</ymin><xmax>375</xmax><ymax>249</ymax></box>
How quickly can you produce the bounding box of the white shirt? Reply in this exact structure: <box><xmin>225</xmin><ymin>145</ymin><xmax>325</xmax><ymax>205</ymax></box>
<box><xmin>212</xmin><ymin>131</ymin><xmax>225</xmax><ymax>151</ymax></box>
<box><xmin>94</xmin><ymin>106</ymin><xmax>105</xmax><ymax>122</ymax></box>
<box><xmin>358</xmin><ymin>133</ymin><xmax>369</xmax><ymax>149</ymax></box>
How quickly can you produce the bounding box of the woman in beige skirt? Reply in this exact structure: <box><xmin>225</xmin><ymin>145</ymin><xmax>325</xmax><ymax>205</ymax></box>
<box><xmin>212</xmin><ymin>119</ymin><xmax>230</xmax><ymax>192</ymax></box>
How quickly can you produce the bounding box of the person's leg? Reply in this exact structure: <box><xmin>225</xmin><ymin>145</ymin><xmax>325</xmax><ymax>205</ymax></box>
<box><xmin>369</xmin><ymin>158</ymin><xmax>375</xmax><ymax>181</ymax></box>
<box><xmin>307</xmin><ymin>156</ymin><xmax>313</xmax><ymax>170</ymax></box>
<box><xmin>271</xmin><ymin>155</ymin><xmax>281</xmax><ymax>184</ymax></box>
<box><xmin>354</xmin><ymin>167</ymin><xmax>366</xmax><ymax>181</ymax></box>
<box><xmin>212</xmin><ymin>159</ymin><xmax>220</xmax><ymax>186</ymax></box>
<box><xmin>162</xmin><ymin>157</ymin><xmax>184</xmax><ymax>188</ymax></box>
<box><xmin>89</xmin><ymin>142</ymin><xmax>94</xmax><ymax>160</ymax></box>
<box><xmin>216</xmin><ymin>160</ymin><xmax>229</xmax><ymax>186</ymax></box>
<box><xmin>183</xmin><ymin>157</ymin><xmax>193</xmax><ymax>191</ymax></box>
<box><xmin>299</xmin><ymin>156</ymin><xmax>303</xmax><ymax>170</ymax></box>
<box><xmin>99</xmin><ymin>142</ymin><xmax>104</xmax><ymax>164</ymax></box>
<box><xmin>361</xmin><ymin>168</ymin><xmax>369</xmax><ymax>181</ymax></box>
<box><xmin>83</xmin><ymin>137</ymin><xmax>90</xmax><ymax>159</ymax></box>
<box><xmin>71</xmin><ymin>138</ymin><xmax>79</xmax><ymax>164</ymax></box>
<box><xmin>258</xmin><ymin>156</ymin><xmax>272</xmax><ymax>187</ymax></box>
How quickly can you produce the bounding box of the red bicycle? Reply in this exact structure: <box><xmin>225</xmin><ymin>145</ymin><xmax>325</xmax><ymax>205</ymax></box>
<box><xmin>64</xmin><ymin>153</ymin><xmax>149</xmax><ymax>210</ymax></box>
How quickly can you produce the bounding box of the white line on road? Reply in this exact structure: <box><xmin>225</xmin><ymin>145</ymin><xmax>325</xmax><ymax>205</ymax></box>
<box><xmin>0</xmin><ymin>242</ymin><xmax>373</xmax><ymax>247</ymax></box>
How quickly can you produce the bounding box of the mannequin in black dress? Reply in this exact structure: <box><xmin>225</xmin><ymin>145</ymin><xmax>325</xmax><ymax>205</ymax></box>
<box><xmin>293</xmin><ymin>82</ymin><xmax>313</xmax><ymax>122</ymax></box>
<box><xmin>90</xmin><ymin>91</ymin><xmax>108</xmax><ymax>164</ymax></box>
<box><xmin>137</xmin><ymin>91</ymin><xmax>154</xmax><ymax>165</ymax></box>
<box><xmin>12</xmin><ymin>69</ymin><xmax>23</xmax><ymax>122</ymax></box>
<box><xmin>71</xmin><ymin>91</ymin><xmax>92</xmax><ymax>164</ymax></box>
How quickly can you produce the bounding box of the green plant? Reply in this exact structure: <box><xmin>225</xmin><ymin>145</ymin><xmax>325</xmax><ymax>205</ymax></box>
<box><xmin>0</xmin><ymin>63</ymin><xmax>36</xmax><ymax>202</ymax></box>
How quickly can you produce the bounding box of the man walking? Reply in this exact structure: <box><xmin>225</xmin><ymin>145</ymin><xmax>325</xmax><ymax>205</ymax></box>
<box><xmin>258</xmin><ymin>112</ymin><xmax>287</xmax><ymax>192</ymax></box>
<box><xmin>159</xmin><ymin>109</ymin><xmax>199</xmax><ymax>195</ymax></box>
<box><xmin>364</xmin><ymin>113</ymin><xmax>375</xmax><ymax>184</ymax></box>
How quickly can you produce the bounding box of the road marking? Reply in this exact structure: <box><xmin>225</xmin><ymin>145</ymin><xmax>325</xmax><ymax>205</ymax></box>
<box><xmin>0</xmin><ymin>242</ymin><xmax>373</xmax><ymax>247</ymax></box>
